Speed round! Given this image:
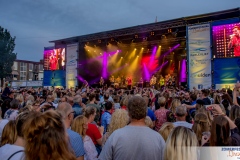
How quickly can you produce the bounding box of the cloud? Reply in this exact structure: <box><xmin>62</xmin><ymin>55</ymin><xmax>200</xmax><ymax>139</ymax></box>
<box><xmin>0</xmin><ymin>0</ymin><xmax>238</xmax><ymax>61</ymax></box>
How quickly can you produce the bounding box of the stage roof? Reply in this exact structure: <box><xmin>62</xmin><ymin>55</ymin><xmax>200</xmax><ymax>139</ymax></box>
<box><xmin>50</xmin><ymin>8</ymin><xmax>240</xmax><ymax>45</ymax></box>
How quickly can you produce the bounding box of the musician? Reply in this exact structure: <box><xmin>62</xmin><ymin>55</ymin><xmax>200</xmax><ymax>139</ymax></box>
<box><xmin>139</xmin><ymin>77</ymin><xmax>144</xmax><ymax>88</ymax></box>
<box><xmin>150</xmin><ymin>75</ymin><xmax>157</xmax><ymax>88</ymax></box>
<box><xmin>110</xmin><ymin>75</ymin><xmax>115</xmax><ymax>86</ymax></box>
<box><xmin>159</xmin><ymin>75</ymin><xmax>165</xmax><ymax>87</ymax></box>
<box><xmin>115</xmin><ymin>76</ymin><xmax>121</xmax><ymax>88</ymax></box>
<box><xmin>99</xmin><ymin>77</ymin><xmax>104</xmax><ymax>87</ymax></box>
<box><xmin>126</xmin><ymin>76</ymin><xmax>132</xmax><ymax>90</ymax></box>
<box><xmin>228</xmin><ymin>26</ymin><xmax>240</xmax><ymax>56</ymax></box>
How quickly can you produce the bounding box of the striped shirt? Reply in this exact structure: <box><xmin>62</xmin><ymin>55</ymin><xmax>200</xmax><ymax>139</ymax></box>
<box><xmin>67</xmin><ymin>129</ymin><xmax>85</xmax><ymax>158</ymax></box>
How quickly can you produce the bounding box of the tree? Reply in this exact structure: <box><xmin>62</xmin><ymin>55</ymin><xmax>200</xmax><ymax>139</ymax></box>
<box><xmin>0</xmin><ymin>26</ymin><xmax>17</xmax><ymax>87</ymax></box>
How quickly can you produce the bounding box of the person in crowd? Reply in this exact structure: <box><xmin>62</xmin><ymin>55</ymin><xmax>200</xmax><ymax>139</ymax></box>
<box><xmin>192</xmin><ymin>113</ymin><xmax>210</xmax><ymax>145</ymax></box>
<box><xmin>0</xmin><ymin>108</ymin><xmax>9</xmax><ymax>142</ymax></box>
<box><xmin>200</xmin><ymin>89</ymin><xmax>211</xmax><ymax>105</ymax></box>
<box><xmin>85</xmin><ymin>106</ymin><xmax>104</xmax><ymax>155</ymax></box>
<box><xmin>4</xmin><ymin>99</ymin><xmax>20</xmax><ymax>120</ymax></box>
<box><xmin>113</xmin><ymin>95</ymin><xmax>121</xmax><ymax>109</ymax></box>
<box><xmin>99</xmin><ymin>96</ymin><xmax>165</xmax><ymax>160</ymax></box>
<box><xmin>57</xmin><ymin>102</ymin><xmax>85</xmax><ymax>160</ymax></box>
<box><xmin>32</xmin><ymin>100</ymin><xmax>41</xmax><ymax>112</ymax></box>
<box><xmin>72</xmin><ymin>115</ymin><xmax>98</xmax><ymax>160</ymax></box>
<box><xmin>203</xmin><ymin>104</ymin><xmax>240</xmax><ymax>146</ymax></box>
<box><xmin>1</xmin><ymin>82</ymin><xmax>11</xmax><ymax>101</ymax></box>
<box><xmin>23</xmin><ymin>110</ymin><xmax>77</xmax><ymax>160</ymax></box>
<box><xmin>181</xmin><ymin>92</ymin><xmax>191</xmax><ymax>105</ymax></box>
<box><xmin>173</xmin><ymin>105</ymin><xmax>193</xmax><ymax>129</ymax></box>
<box><xmin>1</xmin><ymin>91</ymin><xmax>14</xmax><ymax>117</ymax></box>
<box><xmin>102</xmin><ymin>109</ymin><xmax>129</xmax><ymax>146</ymax></box>
<box><xmin>0</xmin><ymin>111</ymin><xmax>29</xmax><ymax>160</ymax></box>
<box><xmin>164</xmin><ymin>126</ymin><xmax>198</xmax><ymax>160</ymax></box>
<box><xmin>72</xmin><ymin>95</ymin><xmax>84</xmax><ymax>118</ymax></box>
<box><xmin>158</xmin><ymin>122</ymin><xmax>174</xmax><ymax>141</ymax></box>
<box><xmin>87</xmin><ymin>93</ymin><xmax>100</xmax><ymax>124</ymax></box>
<box><xmin>154</xmin><ymin>97</ymin><xmax>169</xmax><ymax>131</ymax></box>
<box><xmin>145</xmin><ymin>116</ymin><xmax>154</xmax><ymax>129</ymax></box>
<box><xmin>143</xmin><ymin>96</ymin><xmax>156</xmax><ymax>127</ymax></box>
<box><xmin>15</xmin><ymin>94</ymin><xmax>24</xmax><ymax>108</ymax></box>
<box><xmin>101</xmin><ymin>101</ymin><xmax>113</xmax><ymax>134</ymax></box>
<box><xmin>169</xmin><ymin>99</ymin><xmax>181</xmax><ymax>115</ymax></box>
<box><xmin>81</xmin><ymin>92</ymin><xmax>89</xmax><ymax>104</ymax></box>
<box><xmin>229</xmin><ymin>105</ymin><xmax>240</xmax><ymax>121</ymax></box>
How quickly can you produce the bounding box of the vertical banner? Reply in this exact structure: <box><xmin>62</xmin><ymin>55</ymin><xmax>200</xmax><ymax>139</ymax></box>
<box><xmin>66</xmin><ymin>43</ymin><xmax>78</xmax><ymax>89</ymax></box>
<box><xmin>188</xmin><ymin>23</ymin><xmax>212</xmax><ymax>90</ymax></box>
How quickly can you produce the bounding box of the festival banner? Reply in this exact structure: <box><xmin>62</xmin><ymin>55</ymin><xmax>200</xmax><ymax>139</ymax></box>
<box><xmin>188</xmin><ymin>23</ymin><xmax>212</xmax><ymax>90</ymax></box>
<box><xmin>66</xmin><ymin>43</ymin><xmax>78</xmax><ymax>89</ymax></box>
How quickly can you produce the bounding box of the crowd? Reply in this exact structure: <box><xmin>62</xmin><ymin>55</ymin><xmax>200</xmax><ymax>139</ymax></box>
<box><xmin>0</xmin><ymin>80</ymin><xmax>240</xmax><ymax>160</ymax></box>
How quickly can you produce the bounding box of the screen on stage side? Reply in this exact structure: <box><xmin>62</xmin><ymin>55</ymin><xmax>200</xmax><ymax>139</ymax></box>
<box><xmin>212</xmin><ymin>22</ymin><xmax>240</xmax><ymax>58</ymax></box>
<box><xmin>43</xmin><ymin>48</ymin><xmax>65</xmax><ymax>70</ymax></box>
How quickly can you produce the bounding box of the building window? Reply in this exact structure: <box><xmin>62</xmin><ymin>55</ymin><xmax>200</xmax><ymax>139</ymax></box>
<box><xmin>39</xmin><ymin>64</ymin><xmax>43</xmax><ymax>71</ymax></box>
<box><xmin>29</xmin><ymin>63</ymin><xmax>33</xmax><ymax>71</ymax></box>
<box><xmin>20</xmin><ymin>62</ymin><xmax>27</xmax><ymax>80</ymax></box>
<box><xmin>29</xmin><ymin>72</ymin><xmax>33</xmax><ymax>80</ymax></box>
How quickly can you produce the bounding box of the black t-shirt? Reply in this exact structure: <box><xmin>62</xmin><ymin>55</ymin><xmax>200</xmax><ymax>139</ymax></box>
<box><xmin>181</xmin><ymin>99</ymin><xmax>191</xmax><ymax>105</ymax></box>
<box><xmin>202</xmin><ymin>98</ymin><xmax>211</xmax><ymax>105</ymax></box>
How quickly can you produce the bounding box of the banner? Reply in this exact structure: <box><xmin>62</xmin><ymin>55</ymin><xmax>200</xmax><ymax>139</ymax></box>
<box><xmin>188</xmin><ymin>24</ymin><xmax>212</xmax><ymax>90</ymax></box>
<box><xmin>66</xmin><ymin>43</ymin><xmax>78</xmax><ymax>89</ymax></box>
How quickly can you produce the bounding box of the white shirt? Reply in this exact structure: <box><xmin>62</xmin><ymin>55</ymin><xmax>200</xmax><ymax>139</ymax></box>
<box><xmin>0</xmin><ymin>144</ymin><xmax>24</xmax><ymax>160</ymax></box>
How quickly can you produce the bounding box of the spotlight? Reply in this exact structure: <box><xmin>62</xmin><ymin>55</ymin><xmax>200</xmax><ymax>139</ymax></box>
<box><xmin>142</xmin><ymin>48</ymin><xmax>144</xmax><ymax>49</ymax></box>
<box><xmin>100</xmin><ymin>53</ymin><xmax>102</xmax><ymax>55</ymax></box>
<box><xmin>88</xmin><ymin>50</ymin><xmax>90</xmax><ymax>51</ymax></box>
<box><xmin>121</xmin><ymin>57</ymin><xmax>123</xmax><ymax>58</ymax></box>
<box><xmin>134</xmin><ymin>48</ymin><xmax>137</xmax><ymax>50</ymax></box>
<box><xmin>159</xmin><ymin>45</ymin><xmax>161</xmax><ymax>47</ymax></box>
<box><xmin>94</xmin><ymin>50</ymin><xmax>96</xmax><ymax>52</ymax></box>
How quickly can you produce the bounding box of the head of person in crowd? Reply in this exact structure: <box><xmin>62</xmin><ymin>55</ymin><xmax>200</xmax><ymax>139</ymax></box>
<box><xmin>145</xmin><ymin>116</ymin><xmax>154</xmax><ymax>129</ymax></box>
<box><xmin>127</xmin><ymin>96</ymin><xmax>147</xmax><ymax>121</ymax></box>
<box><xmin>164</xmin><ymin>126</ymin><xmax>198</xmax><ymax>160</ymax></box>
<box><xmin>72</xmin><ymin>115</ymin><xmax>88</xmax><ymax>138</ymax></box>
<box><xmin>89</xmin><ymin>93</ymin><xmax>96</xmax><ymax>104</ymax></box>
<box><xmin>158</xmin><ymin>122</ymin><xmax>174</xmax><ymax>141</ymax></box>
<box><xmin>103</xmin><ymin>93</ymin><xmax>109</xmax><ymax>102</ymax></box>
<box><xmin>32</xmin><ymin>100</ymin><xmax>41</xmax><ymax>112</ymax></box>
<box><xmin>4</xmin><ymin>99</ymin><xmax>20</xmax><ymax>120</ymax></box>
<box><xmin>158</xmin><ymin>97</ymin><xmax>166</xmax><ymax>108</ymax></box>
<box><xmin>192</xmin><ymin>113</ymin><xmax>210</xmax><ymax>145</ymax></box>
<box><xmin>175</xmin><ymin>105</ymin><xmax>187</xmax><ymax>121</ymax></box>
<box><xmin>84</xmin><ymin>106</ymin><xmax>97</xmax><ymax>123</ymax></box>
<box><xmin>22</xmin><ymin>110</ymin><xmax>76</xmax><ymax>160</ymax></box>
<box><xmin>170</xmin><ymin>99</ymin><xmax>181</xmax><ymax>114</ymax></box>
<box><xmin>15</xmin><ymin>94</ymin><xmax>24</xmax><ymax>104</ymax></box>
<box><xmin>214</xmin><ymin>94</ymin><xmax>222</xmax><ymax>104</ymax></box>
<box><xmin>0</xmin><ymin>120</ymin><xmax>17</xmax><ymax>146</ymax></box>
<box><xmin>184</xmin><ymin>92</ymin><xmax>190</xmax><ymax>101</ymax></box>
<box><xmin>67</xmin><ymin>97</ymin><xmax>74</xmax><ymax>106</ymax></box>
<box><xmin>230</xmin><ymin>105</ymin><xmax>240</xmax><ymax>121</ymax></box>
<box><xmin>210</xmin><ymin>115</ymin><xmax>231</xmax><ymax>146</ymax></box>
<box><xmin>60</xmin><ymin>96</ymin><xmax>68</xmax><ymax>103</ymax></box>
<box><xmin>57</xmin><ymin>102</ymin><xmax>75</xmax><ymax>128</ymax></box>
<box><xmin>107</xmin><ymin>109</ymin><xmax>129</xmax><ymax>136</ymax></box>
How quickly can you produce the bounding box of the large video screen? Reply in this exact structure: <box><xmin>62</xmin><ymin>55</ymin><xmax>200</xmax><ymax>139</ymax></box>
<box><xmin>43</xmin><ymin>48</ymin><xmax>65</xmax><ymax>70</ymax></box>
<box><xmin>212</xmin><ymin>22</ymin><xmax>240</xmax><ymax>58</ymax></box>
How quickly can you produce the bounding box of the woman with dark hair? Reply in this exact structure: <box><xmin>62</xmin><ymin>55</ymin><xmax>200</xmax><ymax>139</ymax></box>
<box><xmin>203</xmin><ymin>104</ymin><xmax>240</xmax><ymax>146</ymax></box>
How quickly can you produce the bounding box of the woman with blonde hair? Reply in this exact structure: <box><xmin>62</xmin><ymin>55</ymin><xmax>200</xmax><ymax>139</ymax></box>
<box><xmin>15</xmin><ymin>94</ymin><xmax>24</xmax><ymax>108</ymax></box>
<box><xmin>158</xmin><ymin>122</ymin><xmax>174</xmax><ymax>141</ymax></box>
<box><xmin>164</xmin><ymin>126</ymin><xmax>199</xmax><ymax>160</ymax></box>
<box><xmin>192</xmin><ymin>113</ymin><xmax>210</xmax><ymax>145</ymax></box>
<box><xmin>169</xmin><ymin>99</ymin><xmax>181</xmax><ymax>114</ymax></box>
<box><xmin>22</xmin><ymin>110</ymin><xmax>76</xmax><ymax>160</ymax></box>
<box><xmin>102</xmin><ymin>109</ymin><xmax>129</xmax><ymax>146</ymax></box>
<box><xmin>72</xmin><ymin>115</ymin><xmax>98</xmax><ymax>160</ymax></box>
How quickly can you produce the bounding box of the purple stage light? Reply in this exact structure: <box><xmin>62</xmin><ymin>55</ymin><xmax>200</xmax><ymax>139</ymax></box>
<box><xmin>102</xmin><ymin>52</ymin><xmax>108</xmax><ymax>79</ymax></box>
<box><xmin>179</xmin><ymin>59</ymin><xmax>187</xmax><ymax>82</ymax></box>
<box><xmin>150</xmin><ymin>46</ymin><xmax>157</xmax><ymax>62</ymax></box>
<box><xmin>143</xmin><ymin>63</ymin><xmax>151</xmax><ymax>81</ymax></box>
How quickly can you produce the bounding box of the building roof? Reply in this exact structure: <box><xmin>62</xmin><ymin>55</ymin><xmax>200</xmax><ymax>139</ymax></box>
<box><xmin>15</xmin><ymin>59</ymin><xmax>43</xmax><ymax>64</ymax></box>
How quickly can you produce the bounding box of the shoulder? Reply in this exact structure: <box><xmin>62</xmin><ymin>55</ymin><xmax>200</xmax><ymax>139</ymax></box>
<box><xmin>67</xmin><ymin>129</ymin><xmax>83</xmax><ymax>140</ymax></box>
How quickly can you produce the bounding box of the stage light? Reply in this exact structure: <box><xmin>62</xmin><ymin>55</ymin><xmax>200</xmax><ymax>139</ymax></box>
<box><xmin>88</xmin><ymin>50</ymin><xmax>90</xmax><ymax>51</ymax></box>
<box><xmin>121</xmin><ymin>57</ymin><xmax>123</xmax><ymax>58</ymax></box>
<box><xmin>135</xmin><ymin>48</ymin><xmax>137</xmax><ymax>50</ymax></box>
<box><xmin>159</xmin><ymin>45</ymin><xmax>161</xmax><ymax>47</ymax></box>
<box><xmin>94</xmin><ymin>50</ymin><xmax>96</xmax><ymax>52</ymax></box>
<box><xmin>142</xmin><ymin>48</ymin><xmax>144</xmax><ymax>49</ymax></box>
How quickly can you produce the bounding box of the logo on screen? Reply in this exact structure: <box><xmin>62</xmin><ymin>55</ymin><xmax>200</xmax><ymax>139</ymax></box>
<box><xmin>193</xmin><ymin>48</ymin><xmax>207</xmax><ymax>52</ymax></box>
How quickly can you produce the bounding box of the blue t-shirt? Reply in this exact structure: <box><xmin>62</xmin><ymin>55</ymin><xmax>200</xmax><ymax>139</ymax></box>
<box><xmin>101</xmin><ymin>111</ymin><xmax>111</xmax><ymax>134</ymax></box>
<box><xmin>147</xmin><ymin>108</ymin><xmax>156</xmax><ymax>121</ymax></box>
<box><xmin>67</xmin><ymin>129</ymin><xmax>85</xmax><ymax>158</ymax></box>
<box><xmin>189</xmin><ymin>101</ymin><xmax>196</xmax><ymax>115</ymax></box>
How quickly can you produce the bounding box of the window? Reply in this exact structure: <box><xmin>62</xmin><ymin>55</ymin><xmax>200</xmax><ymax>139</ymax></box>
<box><xmin>13</xmin><ymin>61</ymin><xmax>18</xmax><ymax>70</ymax></box>
<box><xmin>29</xmin><ymin>63</ymin><xmax>33</xmax><ymax>71</ymax></box>
<box><xmin>39</xmin><ymin>64</ymin><xmax>43</xmax><ymax>71</ymax></box>
<box><xmin>20</xmin><ymin>62</ymin><xmax>27</xmax><ymax>81</ymax></box>
<box><xmin>29</xmin><ymin>72</ymin><xmax>33</xmax><ymax>80</ymax></box>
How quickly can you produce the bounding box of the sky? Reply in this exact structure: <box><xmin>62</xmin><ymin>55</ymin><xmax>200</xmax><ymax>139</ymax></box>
<box><xmin>0</xmin><ymin>0</ymin><xmax>239</xmax><ymax>61</ymax></box>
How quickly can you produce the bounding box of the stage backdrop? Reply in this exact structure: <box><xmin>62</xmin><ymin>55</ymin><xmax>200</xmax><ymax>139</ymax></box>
<box><xmin>213</xmin><ymin>57</ymin><xmax>240</xmax><ymax>89</ymax></box>
<box><xmin>66</xmin><ymin>43</ymin><xmax>78</xmax><ymax>89</ymax></box>
<box><xmin>187</xmin><ymin>23</ymin><xmax>212</xmax><ymax>90</ymax></box>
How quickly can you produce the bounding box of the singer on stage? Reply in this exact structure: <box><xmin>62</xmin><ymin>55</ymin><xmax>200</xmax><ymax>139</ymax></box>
<box><xmin>228</xmin><ymin>26</ymin><xmax>240</xmax><ymax>57</ymax></box>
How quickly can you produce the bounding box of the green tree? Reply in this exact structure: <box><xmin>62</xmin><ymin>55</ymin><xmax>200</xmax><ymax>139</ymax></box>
<box><xmin>0</xmin><ymin>26</ymin><xmax>17</xmax><ymax>86</ymax></box>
